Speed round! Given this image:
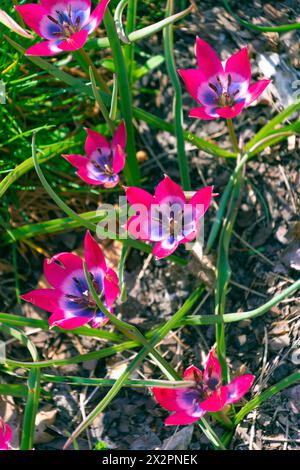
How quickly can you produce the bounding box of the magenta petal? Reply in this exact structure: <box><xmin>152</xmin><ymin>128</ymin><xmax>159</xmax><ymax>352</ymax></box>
<box><xmin>216</xmin><ymin>101</ymin><xmax>245</xmax><ymax>118</ymax></box>
<box><xmin>84</xmin><ymin>231</ymin><xmax>107</xmax><ymax>274</ymax></box>
<box><xmin>85</xmin><ymin>128</ymin><xmax>110</xmax><ymax>157</ymax></box>
<box><xmin>189</xmin><ymin>186</ymin><xmax>213</xmax><ymax>218</ymax></box>
<box><xmin>155</xmin><ymin>175</ymin><xmax>186</xmax><ymax>206</ymax></box>
<box><xmin>165</xmin><ymin>411</ymin><xmax>203</xmax><ymax>426</ymax></box>
<box><xmin>196</xmin><ymin>37</ymin><xmax>223</xmax><ymax>78</ymax></box>
<box><xmin>200</xmin><ymin>387</ymin><xmax>229</xmax><ymax>412</ymax></box>
<box><xmin>183</xmin><ymin>365</ymin><xmax>202</xmax><ymax>382</ymax></box>
<box><xmin>112</xmin><ymin>120</ymin><xmax>126</xmax><ymax>152</ymax></box>
<box><xmin>225</xmin><ymin>47</ymin><xmax>251</xmax><ymax>83</ymax></box>
<box><xmin>0</xmin><ymin>418</ymin><xmax>12</xmax><ymax>451</ymax></box>
<box><xmin>204</xmin><ymin>349</ymin><xmax>222</xmax><ymax>385</ymax></box>
<box><xmin>21</xmin><ymin>289</ymin><xmax>61</xmax><ymax>313</ymax></box>
<box><xmin>44</xmin><ymin>252</ymin><xmax>83</xmax><ymax>291</ymax></box>
<box><xmin>76</xmin><ymin>168</ymin><xmax>107</xmax><ymax>186</ymax></box>
<box><xmin>26</xmin><ymin>40</ymin><xmax>62</xmax><ymax>57</ymax></box>
<box><xmin>153</xmin><ymin>239</ymin><xmax>178</xmax><ymax>259</ymax></box>
<box><xmin>104</xmin><ymin>268</ymin><xmax>120</xmax><ymax>306</ymax></box>
<box><xmin>178</xmin><ymin>69</ymin><xmax>207</xmax><ymax>104</ymax></box>
<box><xmin>112</xmin><ymin>144</ymin><xmax>126</xmax><ymax>174</ymax></box>
<box><xmin>63</xmin><ymin>154</ymin><xmax>88</xmax><ymax>169</ymax></box>
<box><xmin>49</xmin><ymin>310</ymin><xmax>90</xmax><ymax>330</ymax></box>
<box><xmin>226</xmin><ymin>375</ymin><xmax>255</xmax><ymax>405</ymax></box>
<box><xmin>126</xmin><ymin>187</ymin><xmax>156</xmax><ymax>209</ymax></box>
<box><xmin>189</xmin><ymin>106</ymin><xmax>217</xmax><ymax>120</ymax></box>
<box><xmin>126</xmin><ymin>214</ymin><xmax>150</xmax><ymax>241</ymax></box>
<box><xmin>41</xmin><ymin>0</ymin><xmax>91</xmax><ymax>10</ymax></box>
<box><xmin>15</xmin><ymin>4</ymin><xmax>48</xmax><ymax>38</ymax></box>
<box><xmin>152</xmin><ymin>387</ymin><xmax>190</xmax><ymax>412</ymax></box>
<box><xmin>245</xmin><ymin>79</ymin><xmax>271</xmax><ymax>105</ymax></box>
<box><xmin>58</xmin><ymin>30</ymin><xmax>88</xmax><ymax>51</ymax></box>
<box><xmin>84</xmin><ymin>0</ymin><xmax>110</xmax><ymax>33</ymax></box>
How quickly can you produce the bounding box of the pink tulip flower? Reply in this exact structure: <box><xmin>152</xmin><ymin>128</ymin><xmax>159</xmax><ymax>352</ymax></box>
<box><xmin>152</xmin><ymin>348</ymin><xmax>255</xmax><ymax>425</ymax></box>
<box><xmin>15</xmin><ymin>0</ymin><xmax>110</xmax><ymax>56</ymax></box>
<box><xmin>0</xmin><ymin>418</ymin><xmax>12</xmax><ymax>451</ymax></box>
<box><xmin>125</xmin><ymin>175</ymin><xmax>214</xmax><ymax>259</ymax></box>
<box><xmin>21</xmin><ymin>231</ymin><xmax>120</xmax><ymax>329</ymax></box>
<box><xmin>178</xmin><ymin>37</ymin><xmax>271</xmax><ymax>120</ymax></box>
<box><xmin>63</xmin><ymin>121</ymin><xmax>126</xmax><ymax>188</ymax></box>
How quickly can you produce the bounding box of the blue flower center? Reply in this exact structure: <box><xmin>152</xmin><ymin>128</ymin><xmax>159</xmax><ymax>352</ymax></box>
<box><xmin>47</xmin><ymin>6</ymin><xmax>83</xmax><ymax>38</ymax></box>
<box><xmin>209</xmin><ymin>74</ymin><xmax>239</xmax><ymax>108</ymax></box>
<box><xmin>65</xmin><ymin>272</ymin><xmax>103</xmax><ymax>312</ymax></box>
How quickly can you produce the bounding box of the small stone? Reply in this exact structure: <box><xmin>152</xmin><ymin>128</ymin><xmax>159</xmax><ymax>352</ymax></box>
<box><xmin>269</xmin><ymin>334</ymin><xmax>290</xmax><ymax>352</ymax></box>
<box><xmin>257</xmin><ymin>412</ymin><xmax>272</xmax><ymax>427</ymax></box>
<box><xmin>286</xmin><ymin>385</ymin><xmax>300</xmax><ymax>414</ymax></box>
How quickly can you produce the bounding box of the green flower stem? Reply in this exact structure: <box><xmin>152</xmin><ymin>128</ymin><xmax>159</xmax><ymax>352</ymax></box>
<box><xmin>76</xmin><ymin>48</ymin><xmax>110</xmax><ymax>94</ymax></box>
<box><xmin>104</xmin><ymin>8</ymin><xmax>140</xmax><ymax>185</ymax></box>
<box><xmin>215</xmin><ymin>163</ymin><xmax>244</xmax><ymax>382</ymax></box>
<box><xmin>226</xmin><ymin>118</ymin><xmax>239</xmax><ymax>153</ymax></box>
<box><xmin>164</xmin><ymin>0</ymin><xmax>191</xmax><ymax>190</ymax></box>
<box><xmin>41</xmin><ymin>374</ymin><xmax>193</xmax><ymax>389</ymax></box>
<box><xmin>198</xmin><ymin>419</ymin><xmax>227</xmax><ymax>450</ymax></box>
<box><xmin>89</xmin><ymin>66</ymin><xmax>115</xmax><ymax>134</ymax></box>
<box><xmin>125</xmin><ymin>0</ymin><xmax>138</xmax><ymax>84</ymax></box>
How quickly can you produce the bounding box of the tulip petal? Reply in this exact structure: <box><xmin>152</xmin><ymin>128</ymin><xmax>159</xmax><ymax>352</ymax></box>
<box><xmin>204</xmin><ymin>349</ymin><xmax>222</xmax><ymax>386</ymax></box>
<box><xmin>41</xmin><ymin>0</ymin><xmax>91</xmax><ymax>11</ymax></box>
<box><xmin>83</xmin><ymin>0</ymin><xmax>110</xmax><ymax>33</ymax></box>
<box><xmin>153</xmin><ymin>238</ymin><xmax>178</xmax><ymax>259</ymax></box>
<box><xmin>178</xmin><ymin>69</ymin><xmax>213</xmax><ymax>104</ymax></box>
<box><xmin>189</xmin><ymin>106</ymin><xmax>218</xmax><ymax>120</ymax></box>
<box><xmin>26</xmin><ymin>40</ymin><xmax>62</xmax><ymax>56</ymax></box>
<box><xmin>104</xmin><ymin>268</ymin><xmax>120</xmax><ymax>306</ymax></box>
<box><xmin>155</xmin><ymin>175</ymin><xmax>186</xmax><ymax>207</ymax></box>
<box><xmin>196</xmin><ymin>37</ymin><xmax>223</xmax><ymax>79</ymax></box>
<box><xmin>112</xmin><ymin>120</ymin><xmax>126</xmax><ymax>152</ymax></box>
<box><xmin>112</xmin><ymin>144</ymin><xmax>126</xmax><ymax>174</ymax></box>
<box><xmin>152</xmin><ymin>387</ymin><xmax>192</xmax><ymax>412</ymax></box>
<box><xmin>165</xmin><ymin>411</ymin><xmax>203</xmax><ymax>426</ymax></box>
<box><xmin>15</xmin><ymin>4</ymin><xmax>49</xmax><ymax>38</ymax></box>
<box><xmin>63</xmin><ymin>154</ymin><xmax>88</xmax><ymax>168</ymax></box>
<box><xmin>245</xmin><ymin>79</ymin><xmax>271</xmax><ymax>105</ymax></box>
<box><xmin>183</xmin><ymin>365</ymin><xmax>202</xmax><ymax>382</ymax></box>
<box><xmin>44</xmin><ymin>252</ymin><xmax>83</xmax><ymax>290</ymax></box>
<box><xmin>126</xmin><ymin>214</ymin><xmax>151</xmax><ymax>240</ymax></box>
<box><xmin>225</xmin><ymin>47</ymin><xmax>251</xmax><ymax>84</ymax></box>
<box><xmin>49</xmin><ymin>310</ymin><xmax>90</xmax><ymax>329</ymax></box>
<box><xmin>21</xmin><ymin>289</ymin><xmax>61</xmax><ymax>313</ymax></box>
<box><xmin>126</xmin><ymin>187</ymin><xmax>156</xmax><ymax>209</ymax></box>
<box><xmin>200</xmin><ymin>386</ymin><xmax>228</xmax><ymax>412</ymax></box>
<box><xmin>189</xmin><ymin>186</ymin><xmax>213</xmax><ymax>218</ymax></box>
<box><xmin>0</xmin><ymin>418</ymin><xmax>12</xmax><ymax>451</ymax></box>
<box><xmin>85</xmin><ymin>128</ymin><xmax>110</xmax><ymax>158</ymax></box>
<box><xmin>84</xmin><ymin>230</ymin><xmax>107</xmax><ymax>274</ymax></box>
<box><xmin>216</xmin><ymin>101</ymin><xmax>245</xmax><ymax>119</ymax></box>
<box><xmin>226</xmin><ymin>375</ymin><xmax>255</xmax><ymax>404</ymax></box>
<box><xmin>58</xmin><ymin>29</ymin><xmax>88</xmax><ymax>51</ymax></box>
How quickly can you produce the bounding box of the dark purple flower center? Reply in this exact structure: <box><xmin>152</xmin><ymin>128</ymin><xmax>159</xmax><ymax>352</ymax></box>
<box><xmin>65</xmin><ymin>272</ymin><xmax>103</xmax><ymax>312</ymax></box>
<box><xmin>91</xmin><ymin>148</ymin><xmax>114</xmax><ymax>177</ymax></box>
<box><xmin>191</xmin><ymin>369</ymin><xmax>221</xmax><ymax>402</ymax></box>
<box><xmin>47</xmin><ymin>5</ymin><xmax>83</xmax><ymax>39</ymax></box>
<box><xmin>208</xmin><ymin>74</ymin><xmax>239</xmax><ymax>108</ymax></box>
